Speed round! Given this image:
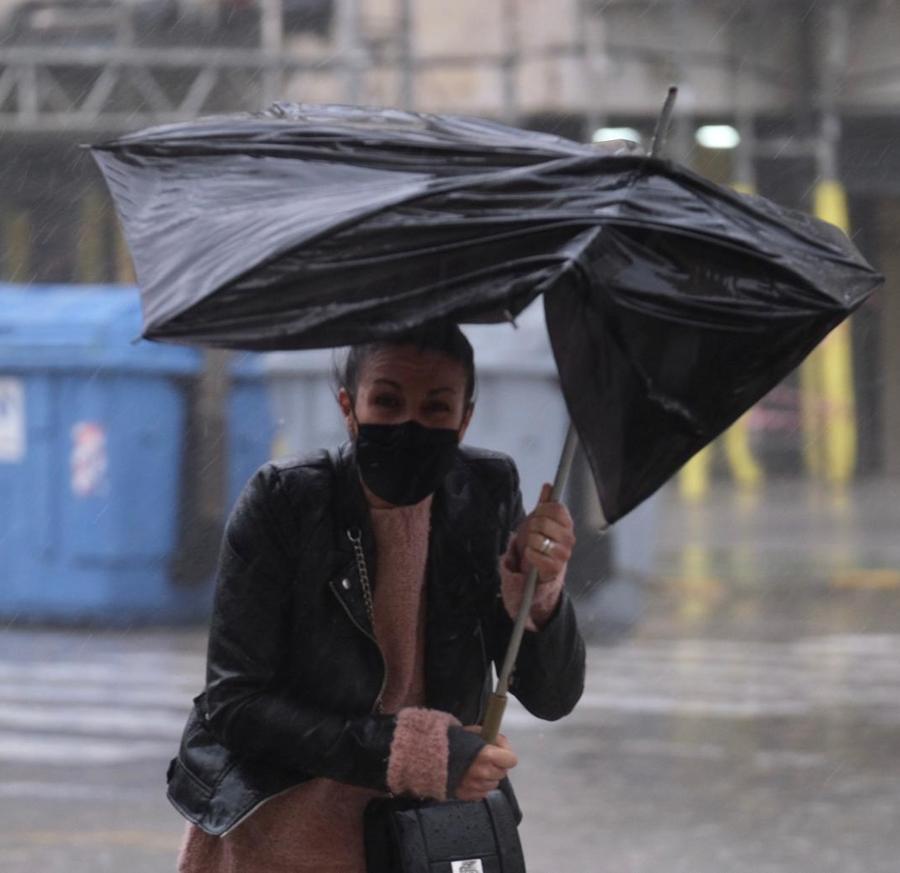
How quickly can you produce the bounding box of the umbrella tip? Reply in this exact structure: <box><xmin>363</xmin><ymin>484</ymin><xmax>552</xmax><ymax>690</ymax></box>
<box><xmin>650</xmin><ymin>87</ymin><xmax>680</xmax><ymax>159</ymax></box>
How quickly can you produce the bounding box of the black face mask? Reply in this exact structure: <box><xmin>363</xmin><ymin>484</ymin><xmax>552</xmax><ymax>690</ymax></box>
<box><xmin>355</xmin><ymin>420</ymin><xmax>460</xmax><ymax>506</ymax></box>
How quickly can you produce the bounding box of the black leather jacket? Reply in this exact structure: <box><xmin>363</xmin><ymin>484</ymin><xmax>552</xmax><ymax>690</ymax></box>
<box><xmin>167</xmin><ymin>442</ymin><xmax>586</xmax><ymax>836</ymax></box>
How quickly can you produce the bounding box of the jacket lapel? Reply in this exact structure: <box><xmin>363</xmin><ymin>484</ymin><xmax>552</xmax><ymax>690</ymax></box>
<box><xmin>429</xmin><ymin>451</ymin><xmax>503</xmax><ymax>609</ymax></box>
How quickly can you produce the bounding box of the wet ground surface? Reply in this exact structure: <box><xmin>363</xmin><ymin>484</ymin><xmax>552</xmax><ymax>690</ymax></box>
<box><xmin>2</xmin><ymin>478</ymin><xmax>899</xmax><ymax>872</ymax></box>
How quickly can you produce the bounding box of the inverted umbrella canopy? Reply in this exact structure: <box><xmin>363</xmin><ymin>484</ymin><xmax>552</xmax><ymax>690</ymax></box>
<box><xmin>92</xmin><ymin>103</ymin><xmax>882</xmax><ymax>524</ymax></box>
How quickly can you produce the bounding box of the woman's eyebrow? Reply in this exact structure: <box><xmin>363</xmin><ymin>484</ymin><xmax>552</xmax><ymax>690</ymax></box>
<box><xmin>373</xmin><ymin>378</ymin><xmax>402</xmax><ymax>389</ymax></box>
<box><xmin>428</xmin><ymin>387</ymin><xmax>457</xmax><ymax>396</ymax></box>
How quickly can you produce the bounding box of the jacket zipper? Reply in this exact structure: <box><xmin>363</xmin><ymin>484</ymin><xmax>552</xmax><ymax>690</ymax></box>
<box><xmin>342</xmin><ymin>527</ymin><xmax>388</xmax><ymax>715</ymax></box>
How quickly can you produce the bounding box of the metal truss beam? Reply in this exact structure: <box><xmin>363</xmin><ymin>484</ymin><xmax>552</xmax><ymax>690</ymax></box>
<box><xmin>0</xmin><ymin>47</ymin><xmax>333</xmax><ymax>133</ymax></box>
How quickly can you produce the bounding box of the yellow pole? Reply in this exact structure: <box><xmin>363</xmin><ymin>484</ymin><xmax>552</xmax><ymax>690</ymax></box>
<box><xmin>800</xmin><ymin>349</ymin><xmax>825</xmax><ymax>477</ymax></box>
<box><xmin>77</xmin><ymin>189</ymin><xmax>106</xmax><ymax>283</ymax></box>
<box><xmin>723</xmin><ymin>412</ymin><xmax>764</xmax><ymax>489</ymax></box>
<box><xmin>679</xmin><ymin>443</ymin><xmax>712</xmax><ymax>501</ymax></box>
<box><xmin>723</xmin><ymin>181</ymin><xmax>765</xmax><ymax>490</ymax></box>
<box><xmin>3</xmin><ymin>210</ymin><xmax>31</xmax><ymax>281</ymax></box>
<box><xmin>811</xmin><ymin>178</ymin><xmax>857</xmax><ymax>486</ymax></box>
<box><xmin>114</xmin><ymin>219</ymin><xmax>136</xmax><ymax>285</ymax></box>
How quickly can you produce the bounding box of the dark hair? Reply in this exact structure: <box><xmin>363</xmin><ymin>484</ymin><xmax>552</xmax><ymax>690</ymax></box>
<box><xmin>336</xmin><ymin>322</ymin><xmax>476</xmax><ymax>407</ymax></box>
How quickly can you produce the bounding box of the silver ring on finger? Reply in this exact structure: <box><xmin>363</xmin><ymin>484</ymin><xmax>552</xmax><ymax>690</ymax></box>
<box><xmin>539</xmin><ymin>536</ymin><xmax>554</xmax><ymax>556</ymax></box>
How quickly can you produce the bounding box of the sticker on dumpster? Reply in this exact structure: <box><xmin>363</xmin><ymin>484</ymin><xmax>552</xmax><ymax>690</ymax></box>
<box><xmin>70</xmin><ymin>422</ymin><xmax>109</xmax><ymax>497</ymax></box>
<box><xmin>0</xmin><ymin>378</ymin><xmax>25</xmax><ymax>463</ymax></box>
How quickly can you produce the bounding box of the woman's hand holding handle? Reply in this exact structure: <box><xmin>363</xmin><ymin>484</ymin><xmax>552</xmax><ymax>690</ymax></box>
<box><xmin>455</xmin><ymin>727</ymin><xmax>518</xmax><ymax>802</ymax></box>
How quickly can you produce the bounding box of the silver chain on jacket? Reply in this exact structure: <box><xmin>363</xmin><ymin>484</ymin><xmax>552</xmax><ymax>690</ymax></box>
<box><xmin>346</xmin><ymin>527</ymin><xmax>384</xmax><ymax>714</ymax></box>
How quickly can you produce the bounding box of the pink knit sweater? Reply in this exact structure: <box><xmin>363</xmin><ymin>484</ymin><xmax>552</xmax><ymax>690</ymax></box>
<box><xmin>177</xmin><ymin>496</ymin><xmax>563</xmax><ymax>873</ymax></box>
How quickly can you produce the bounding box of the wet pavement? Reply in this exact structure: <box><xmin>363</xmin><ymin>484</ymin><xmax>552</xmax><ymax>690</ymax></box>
<box><xmin>1</xmin><ymin>477</ymin><xmax>899</xmax><ymax>872</ymax></box>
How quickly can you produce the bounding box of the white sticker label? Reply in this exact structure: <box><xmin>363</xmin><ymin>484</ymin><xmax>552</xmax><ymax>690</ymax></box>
<box><xmin>0</xmin><ymin>378</ymin><xmax>25</xmax><ymax>462</ymax></box>
<box><xmin>451</xmin><ymin>861</ymin><xmax>484</xmax><ymax>873</ymax></box>
<box><xmin>70</xmin><ymin>421</ymin><xmax>109</xmax><ymax>497</ymax></box>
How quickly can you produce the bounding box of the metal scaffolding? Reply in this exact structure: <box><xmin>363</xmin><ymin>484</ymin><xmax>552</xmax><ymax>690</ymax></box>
<box><xmin>0</xmin><ymin>45</ymin><xmax>307</xmax><ymax>133</ymax></box>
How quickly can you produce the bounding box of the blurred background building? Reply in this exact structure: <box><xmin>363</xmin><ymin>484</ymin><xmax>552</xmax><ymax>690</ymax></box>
<box><xmin>0</xmin><ymin>0</ymin><xmax>896</xmax><ymax>484</ymax></box>
<box><xmin>0</xmin><ymin>0</ymin><xmax>897</xmax><ymax>623</ymax></box>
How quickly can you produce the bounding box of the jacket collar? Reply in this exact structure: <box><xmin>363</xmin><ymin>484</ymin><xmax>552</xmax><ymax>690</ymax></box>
<box><xmin>330</xmin><ymin>441</ymin><xmax>373</xmax><ymax>540</ymax></box>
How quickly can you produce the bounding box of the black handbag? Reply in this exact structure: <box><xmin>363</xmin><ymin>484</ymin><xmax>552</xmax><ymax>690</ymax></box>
<box><xmin>364</xmin><ymin>779</ymin><xmax>525</xmax><ymax>873</ymax></box>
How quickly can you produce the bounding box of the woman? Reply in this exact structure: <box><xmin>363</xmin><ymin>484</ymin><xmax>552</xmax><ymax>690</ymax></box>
<box><xmin>171</xmin><ymin>322</ymin><xmax>586</xmax><ymax>872</ymax></box>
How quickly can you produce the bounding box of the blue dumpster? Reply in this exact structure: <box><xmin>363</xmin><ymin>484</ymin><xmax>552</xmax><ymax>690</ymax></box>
<box><xmin>0</xmin><ymin>285</ymin><xmax>274</xmax><ymax>623</ymax></box>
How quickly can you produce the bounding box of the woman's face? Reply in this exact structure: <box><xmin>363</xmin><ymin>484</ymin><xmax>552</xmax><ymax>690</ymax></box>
<box><xmin>339</xmin><ymin>344</ymin><xmax>473</xmax><ymax>438</ymax></box>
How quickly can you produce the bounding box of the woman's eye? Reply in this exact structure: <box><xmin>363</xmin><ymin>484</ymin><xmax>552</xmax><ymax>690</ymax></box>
<box><xmin>373</xmin><ymin>394</ymin><xmax>402</xmax><ymax>409</ymax></box>
<box><xmin>424</xmin><ymin>403</ymin><xmax>451</xmax><ymax>414</ymax></box>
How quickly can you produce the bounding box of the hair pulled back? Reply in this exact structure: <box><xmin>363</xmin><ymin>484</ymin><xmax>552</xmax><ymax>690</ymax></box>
<box><xmin>336</xmin><ymin>321</ymin><xmax>476</xmax><ymax>407</ymax></box>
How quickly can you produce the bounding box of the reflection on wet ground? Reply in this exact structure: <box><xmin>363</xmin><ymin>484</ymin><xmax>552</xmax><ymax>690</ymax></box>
<box><xmin>512</xmin><ymin>478</ymin><xmax>900</xmax><ymax>873</ymax></box>
<box><xmin>650</xmin><ymin>478</ymin><xmax>900</xmax><ymax>639</ymax></box>
<box><xmin>512</xmin><ymin>634</ymin><xmax>900</xmax><ymax>873</ymax></box>
<box><xmin>1</xmin><ymin>478</ymin><xmax>898</xmax><ymax>872</ymax></box>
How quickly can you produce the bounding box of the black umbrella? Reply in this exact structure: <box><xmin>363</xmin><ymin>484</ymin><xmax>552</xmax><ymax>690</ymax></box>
<box><xmin>92</xmin><ymin>100</ymin><xmax>881</xmax><ymax>741</ymax></box>
<box><xmin>91</xmin><ymin>102</ymin><xmax>881</xmax><ymax>526</ymax></box>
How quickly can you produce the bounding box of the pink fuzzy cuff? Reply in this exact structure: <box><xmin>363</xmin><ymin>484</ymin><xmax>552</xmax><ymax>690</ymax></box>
<box><xmin>387</xmin><ymin>708</ymin><xmax>461</xmax><ymax>801</ymax></box>
<box><xmin>500</xmin><ymin>535</ymin><xmax>566</xmax><ymax>631</ymax></box>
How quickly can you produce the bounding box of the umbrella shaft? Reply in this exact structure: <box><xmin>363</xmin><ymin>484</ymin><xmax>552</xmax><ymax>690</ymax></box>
<box><xmin>483</xmin><ymin>422</ymin><xmax>580</xmax><ymax>744</ymax></box>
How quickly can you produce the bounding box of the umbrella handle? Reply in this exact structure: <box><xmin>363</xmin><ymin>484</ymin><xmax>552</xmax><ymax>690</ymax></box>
<box><xmin>481</xmin><ymin>423</ymin><xmax>582</xmax><ymax>744</ymax></box>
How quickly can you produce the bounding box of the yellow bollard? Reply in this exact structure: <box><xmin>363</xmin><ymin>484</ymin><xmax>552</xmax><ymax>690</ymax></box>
<box><xmin>724</xmin><ymin>413</ymin><xmax>764</xmax><ymax>489</ymax></box>
<box><xmin>800</xmin><ymin>349</ymin><xmax>824</xmax><ymax>478</ymax></box>
<box><xmin>809</xmin><ymin>179</ymin><xmax>857</xmax><ymax>486</ymax></box>
<box><xmin>679</xmin><ymin>444</ymin><xmax>712</xmax><ymax>501</ymax></box>
<box><xmin>820</xmin><ymin>321</ymin><xmax>857</xmax><ymax>485</ymax></box>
